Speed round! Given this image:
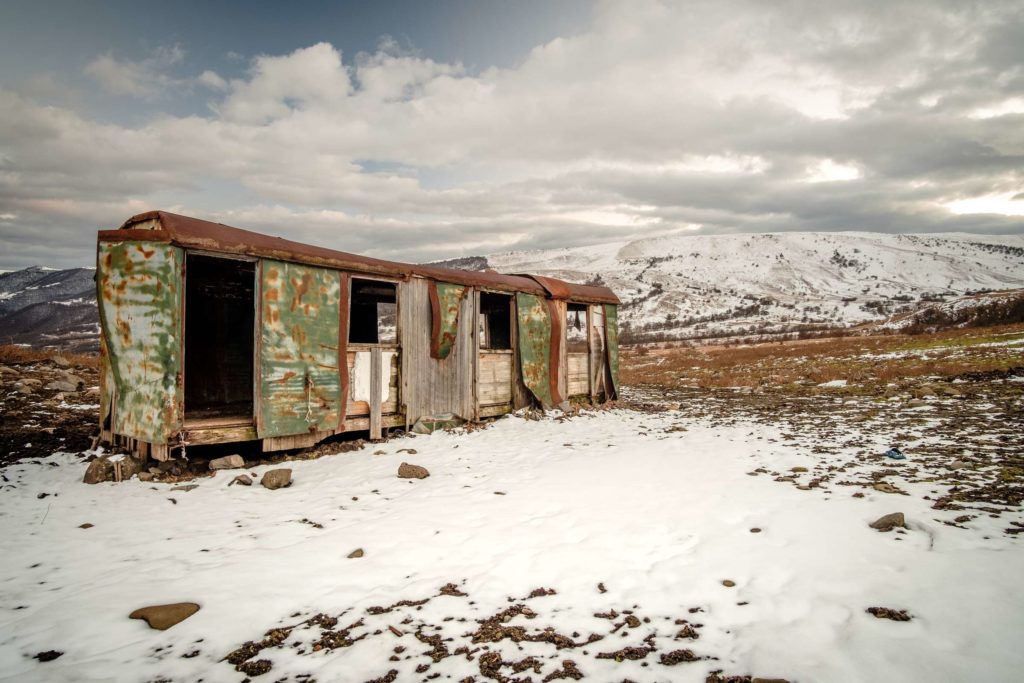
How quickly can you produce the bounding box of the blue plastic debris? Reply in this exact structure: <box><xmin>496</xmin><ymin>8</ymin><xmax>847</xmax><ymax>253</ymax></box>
<box><xmin>885</xmin><ymin>447</ymin><xmax>906</xmax><ymax>460</ymax></box>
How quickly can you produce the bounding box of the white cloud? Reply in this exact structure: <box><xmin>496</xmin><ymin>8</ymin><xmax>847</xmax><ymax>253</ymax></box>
<box><xmin>945</xmin><ymin>193</ymin><xmax>1024</xmax><ymax>217</ymax></box>
<box><xmin>805</xmin><ymin>159</ymin><xmax>862</xmax><ymax>183</ymax></box>
<box><xmin>2</xmin><ymin>0</ymin><xmax>1022</xmax><ymax>269</ymax></box>
<box><xmin>83</xmin><ymin>45</ymin><xmax>186</xmax><ymax>99</ymax></box>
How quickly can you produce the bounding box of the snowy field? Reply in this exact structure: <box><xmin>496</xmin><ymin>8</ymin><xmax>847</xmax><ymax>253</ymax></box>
<box><xmin>2</xmin><ymin>407</ymin><xmax>1022</xmax><ymax>682</ymax></box>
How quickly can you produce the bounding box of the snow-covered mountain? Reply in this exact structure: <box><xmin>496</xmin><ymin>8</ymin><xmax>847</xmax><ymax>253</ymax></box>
<box><xmin>483</xmin><ymin>232</ymin><xmax>1024</xmax><ymax>342</ymax></box>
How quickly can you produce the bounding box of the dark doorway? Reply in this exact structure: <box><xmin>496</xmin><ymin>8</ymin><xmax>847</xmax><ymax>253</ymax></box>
<box><xmin>184</xmin><ymin>254</ymin><xmax>255</xmax><ymax>421</ymax></box>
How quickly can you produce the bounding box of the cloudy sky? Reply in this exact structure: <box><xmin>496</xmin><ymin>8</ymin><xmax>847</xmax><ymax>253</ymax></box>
<box><xmin>1</xmin><ymin>0</ymin><xmax>1022</xmax><ymax>270</ymax></box>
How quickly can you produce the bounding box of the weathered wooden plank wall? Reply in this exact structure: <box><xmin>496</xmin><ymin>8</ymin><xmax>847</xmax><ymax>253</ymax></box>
<box><xmin>478</xmin><ymin>352</ymin><xmax>513</xmax><ymax>405</ymax></box>
<box><xmin>400</xmin><ymin>278</ymin><xmax>476</xmax><ymax>424</ymax></box>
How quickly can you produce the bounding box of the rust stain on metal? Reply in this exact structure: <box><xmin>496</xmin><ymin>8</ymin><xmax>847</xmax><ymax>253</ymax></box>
<box><xmin>515</xmin><ymin>292</ymin><xmax>560</xmax><ymax>409</ymax></box>
<box><xmin>604</xmin><ymin>303</ymin><xmax>620</xmax><ymax>399</ymax></box>
<box><xmin>258</xmin><ymin>259</ymin><xmax>341</xmax><ymax>437</ymax></box>
<box><xmin>96</xmin><ymin>240</ymin><xmax>183</xmax><ymax>444</ymax></box>
<box><xmin>429</xmin><ymin>281</ymin><xmax>467</xmax><ymax>360</ymax></box>
<box><xmin>105</xmin><ymin>211</ymin><xmax>619</xmax><ymax>305</ymax></box>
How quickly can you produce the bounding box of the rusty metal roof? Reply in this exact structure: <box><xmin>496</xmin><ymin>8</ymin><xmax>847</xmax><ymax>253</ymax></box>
<box><xmin>99</xmin><ymin>211</ymin><xmax>619</xmax><ymax>304</ymax></box>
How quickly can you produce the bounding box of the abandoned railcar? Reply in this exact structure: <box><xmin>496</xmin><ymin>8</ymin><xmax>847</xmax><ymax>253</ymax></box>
<box><xmin>96</xmin><ymin>211</ymin><xmax>620</xmax><ymax>460</ymax></box>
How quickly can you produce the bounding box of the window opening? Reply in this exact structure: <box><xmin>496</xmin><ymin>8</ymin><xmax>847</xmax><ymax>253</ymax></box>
<box><xmin>479</xmin><ymin>292</ymin><xmax>512</xmax><ymax>350</ymax></box>
<box><xmin>349</xmin><ymin>278</ymin><xmax>397</xmax><ymax>344</ymax></box>
<box><xmin>566</xmin><ymin>303</ymin><xmax>589</xmax><ymax>352</ymax></box>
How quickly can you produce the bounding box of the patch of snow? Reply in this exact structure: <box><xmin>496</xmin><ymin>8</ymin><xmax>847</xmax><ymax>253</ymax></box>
<box><xmin>0</xmin><ymin>411</ymin><xmax>1020</xmax><ymax>681</ymax></box>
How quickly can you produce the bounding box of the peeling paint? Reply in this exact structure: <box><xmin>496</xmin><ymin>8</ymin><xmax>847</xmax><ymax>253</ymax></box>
<box><xmin>258</xmin><ymin>259</ymin><xmax>341</xmax><ymax>437</ymax></box>
<box><xmin>97</xmin><ymin>241</ymin><xmax>183</xmax><ymax>444</ymax></box>
<box><xmin>430</xmin><ymin>281</ymin><xmax>467</xmax><ymax>360</ymax></box>
<box><xmin>516</xmin><ymin>292</ymin><xmax>558</xmax><ymax>409</ymax></box>
<box><xmin>604</xmin><ymin>304</ymin><xmax>619</xmax><ymax>398</ymax></box>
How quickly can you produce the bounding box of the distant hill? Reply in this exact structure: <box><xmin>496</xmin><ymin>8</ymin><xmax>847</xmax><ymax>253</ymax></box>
<box><xmin>3</xmin><ymin>231</ymin><xmax>1023</xmax><ymax>351</ymax></box>
<box><xmin>0</xmin><ymin>267</ymin><xmax>98</xmax><ymax>352</ymax></box>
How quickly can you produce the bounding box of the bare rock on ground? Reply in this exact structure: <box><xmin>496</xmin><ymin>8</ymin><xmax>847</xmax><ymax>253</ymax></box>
<box><xmin>869</xmin><ymin>512</ymin><xmax>906</xmax><ymax>531</ymax></box>
<box><xmin>398</xmin><ymin>462</ymin><xmax>430</xmax><ymax>479</ymax></box>
<box><xmin>210</xmin><ymin>455</ymin><xmax>245</xmax><ymax>470</ymax></box>
<box><xmin>261</xmin><ymin>468</ymin><xmax>292</xmax><ymax>490</ymax></box>
<box><xmin>230</xmin><ymin>474</ymin><xmax>253</xmax><ymax>486</ymax></box>
<box><xmin>348</xmin><ymin>548</ymin><xmax>365</xmax><ymax>558</ymax></box>
<box><xmin>83</xmin><ymin>457</ymin><xmax>113</xmax><ymax>484</ymax></box>
<box><xmin>130</xmin><ymin>602</ymin><xmax>200</xmax><ymax>630</ymax></box>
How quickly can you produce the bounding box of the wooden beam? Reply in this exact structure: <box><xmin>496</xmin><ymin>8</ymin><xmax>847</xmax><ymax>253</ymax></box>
<box><xmin>369</xmin><ymin>346</ymin><xmax>382</xmax><ymax>440</ymax></box>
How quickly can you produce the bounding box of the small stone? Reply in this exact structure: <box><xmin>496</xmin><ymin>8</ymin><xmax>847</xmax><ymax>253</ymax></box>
<box><xmin>170</xmin><ymin>484</ymin><xmax>199</xmax><ymax>492</ymax></box>
<box><xmin>872</xmin><ymin>482</ymin><xmax>905</xmax><ymax>495</ymax></box>
<box><xmin>906</xmin><ymin>398</ymin><xmax>926</xmax><ymax>408</ymax></box>
<box><xmin>869</xmin><ymin>512</ymin><xmax>906</xmax><ymax>531</ymax></box>
<box><xmin>138</xmin><ymin>472</ymin><xmax>154</xmax><ymax>482</ymax></box>
<box><xmin>348</xmin><ymin>548</ymin><xmax>364</xmax><ymax>558</ymax></box>
<box><xmin>398</xmin><ymin>462</ymin><xmax>430</xmax><ymax>479</ymax></box>
<box><xmin>230</xmin><ymin>474</ymin><xmax>253</xmax><ymax>487</ymax></box>
<box><xmin>790</xmin><ymin>466</ymin><xmax>808</xmax><ymax>473</ymax></box>
<box><xmin>209</xmin><ymin>455</ymin><xmax>245</xmax><ymax>470</ymax></box>
<box><xmin>261</xmin><ymin>468</ymin><xmax>292</xmax><ymax>490</ymax></box>
<box><xmin>0</xmin><ymin>365</ymin><xmax>19</xmax><ymax>376</ymax></box>
<box><xmin>16</xmin><ymin>384</ymin><xmax>35</xmax><ymax>395</ymax></box>
<box><xmin>750</xmin><ymin>528</ymin><xmax>762</xmax><ymax>533</ymax></box>
<box><xmin>34</xmin><ymin>650</ymin><xmax>63</xmax><ymax>662</ymax></box>
<box><xmin>129</xmin><ymin>602</ymin><xmax>200</xmax><ymax>630</ymax></box>
<box><xmin>721</xmin><ymin>580</ymin><xmax>736</xmax><ymax>587</ymax></box>
<box><xmin>78</xmin><ymin>523</ymin><xmax>94</xmax><ymax>529</ymax></box>
<box><xmin>950</xmin><ymin>460</ymin><xmax>968</xmax><ymax>469</ymax></box>
<box><xmin>44</xmin><ymin>380</ymin><xmax>77</xmax><ymax>392</ymax></box>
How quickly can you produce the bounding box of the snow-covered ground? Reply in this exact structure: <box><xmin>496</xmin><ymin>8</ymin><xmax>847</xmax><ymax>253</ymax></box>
<box><xmin>2</xmin><ymin>408</ymin><xmax>1021</xmax><ymax>682</ymax></box>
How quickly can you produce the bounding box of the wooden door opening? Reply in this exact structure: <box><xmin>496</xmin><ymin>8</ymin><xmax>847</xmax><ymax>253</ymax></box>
<box><xmin>478</xmin><ymin>292</ymin><xmax>514</xmax><ymax>415</ymax></box>
<box><xmin>566</xmin><ymin>303</ymin><xmax>590</xmax><ymax>397</ymax></box>
<box><xmin>184</xmin><ymin>254</ymin><xmax>255</xmax><ymax>422</ymax></box>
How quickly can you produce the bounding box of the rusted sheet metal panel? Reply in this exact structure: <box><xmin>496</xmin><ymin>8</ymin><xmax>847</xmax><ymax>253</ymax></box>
<box><xmin>515</xmin><ymin>292</ymin><xmax>564</xmax><ymax>409</ymax></box>
<box><xmin>258</xmin><ymin>259</ymin><xmax>342</xmax><ymax>438</ymax></box>
<box><xmin>429</xmin><ymin>281</ymin><xmax>468</xmax><ymax>360</ymax></box>
<box><xmin>97</xmin><ymin>241</ymin><xmax>184</xmax><ymax>444</ymax></box>
<box><xmin>604</xmin><ymin>304</ymin><xmax>620</xmax><ymax>398</ymax></box>
<box><xmin>109</xmin><ymin>211</ymin><xmax>620</xmax><ymax>304</ymax></box>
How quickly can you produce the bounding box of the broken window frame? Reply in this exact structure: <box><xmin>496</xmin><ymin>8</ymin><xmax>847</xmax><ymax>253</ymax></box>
<box><xmin>477</xmin><ymin>290</ymin><xmax>514</xmax><ymax>352</ymax></box>
<box><xmin>347</xmin><ymin>275</ymin><xmax>400</xmax><ymax>348</ymax></box>
<box><xmin>565</xmin><ymin>302</ymin><xmax>589</xmax><ymax>354</ymax></box>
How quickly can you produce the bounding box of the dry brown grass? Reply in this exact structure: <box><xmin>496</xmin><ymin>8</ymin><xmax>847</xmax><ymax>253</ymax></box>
<box><xmin>0</xmin><ymin>344</ymin><xmax>99</xmax><ymax>368</ymax></box>
<box><xmin>622</xmin><ymin>323</ymin><xmax>1024</xmax><ymax>390</ymax></box>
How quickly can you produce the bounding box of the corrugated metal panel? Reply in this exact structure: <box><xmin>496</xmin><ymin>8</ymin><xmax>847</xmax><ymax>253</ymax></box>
<box><xmin>429</xmin><ymin>281</ymin><xmax>467</xmax><ymax>360</ymax></box>
<box><xmin>400</xmin><ymin>278</ymin><xmax>476</xmax><ymax>424</ymax></box>
<box><xmin>604</xmin><ymin>303</ymin><xmax>619</xmax><ymax>398</ymax></box>
<box><xmin>97</xmin><ymin>241</ymin><xmax>184</xmax><ymax>444</ymax></box>
<box><xmin>258</xmin><ymin>259</ymin><xmax>342</xmax><ymax>437</ymax></box>
<box><xmin>515</xmin><ymin>292</ymin><xmax>563</xmax><ymax>409</ymax></box>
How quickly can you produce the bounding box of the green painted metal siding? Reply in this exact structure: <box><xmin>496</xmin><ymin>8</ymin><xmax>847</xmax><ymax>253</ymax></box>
<box><xmin>432</xmin><ymin>282</ymin><xmax>467</xmax><ymax>360</ymax></box>
<box><xmin>97</xmin><ymin>241</ymin><xmax>184</xmax><ymax>444</ymax></box>
<box><xmin>515</xmin><ymin>292</ymin><xmax>556</xmax><ymax>408</ymax></box>
<box><xmin>604</xmin><ymin>304</ymin><xmax>619</xmax><ymax>398</ymax></box>
<box><xmin>258</xmin><ymin>259</ymin><xmax>342</xmax><ymax>437</ymax></box>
